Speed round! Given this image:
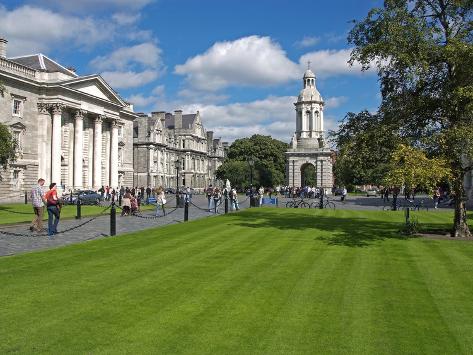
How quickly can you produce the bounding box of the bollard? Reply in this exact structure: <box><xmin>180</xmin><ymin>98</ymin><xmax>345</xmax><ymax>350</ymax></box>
<box><xmin>405</xmin><ymin>206</ymin><xmax>410</xmax><ymax>224</ymax></box>
<box><xmin>24</xmin><ymin>191</ymin><xmax>28</xmax><ymax>204</ymax></box>
<box><xmin>118</xmin><ymin>193</ymin><xmax>122</xmax><ymax>207</ymax></box>
<box><xmin>225</xmin><ymin>196</ymin><xmax>228</xmax><ymax>214</ymax></box>
<box><xmin>76</xmin><ymin>198</ymin><xmax>82</xmax><ymax>219</ymax></box>
<box><xmin>110</xmin><ymin>201</ymin><xmax>116</xmax><ymax>236</ymax></box>
<box><xmin>184</xmin><ymin>199</ymin><xmax>189</xmax><ymax>222</ymax></box>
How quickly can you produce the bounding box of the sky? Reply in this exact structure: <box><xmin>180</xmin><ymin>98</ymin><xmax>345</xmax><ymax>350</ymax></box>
<box><xmin>0</xmin><ymin>0</ymin><xmax>383</xmax><ymax>143</ymax></box>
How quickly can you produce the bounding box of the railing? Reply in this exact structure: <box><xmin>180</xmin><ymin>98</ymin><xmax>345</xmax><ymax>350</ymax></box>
<box><xmin>0</xmin><ymin>57</ymin><xmax>36</xmax><ymax>79</ymax></box>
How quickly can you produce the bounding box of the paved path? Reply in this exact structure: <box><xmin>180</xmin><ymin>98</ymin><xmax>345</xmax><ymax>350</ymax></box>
<box><xmin>0</xmin><ymin>195</ymin><xmax>250</xmax><ymax>257</ymax></box>
<box><xmin>0</xmin><ymin>194</ymin><xmax>452</xmax><ymax>257</ymax></box>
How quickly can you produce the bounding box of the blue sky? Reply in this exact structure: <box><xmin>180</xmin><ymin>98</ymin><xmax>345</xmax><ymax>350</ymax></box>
<box><xmin>0</xmin><ymin>0</ymin><xmax>382</xmax><ymax>142</ymax></box>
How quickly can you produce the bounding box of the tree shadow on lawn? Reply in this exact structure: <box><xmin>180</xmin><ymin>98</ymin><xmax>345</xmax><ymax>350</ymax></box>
<box><xmin>0</xmin><ymin>205</ymin><xmax>32</xmax><ymax>215</ymax></box>
<box><xmin>227</xmin><ymin>210</ymin><xmax>446</xmax><ymax>248</ymax></box>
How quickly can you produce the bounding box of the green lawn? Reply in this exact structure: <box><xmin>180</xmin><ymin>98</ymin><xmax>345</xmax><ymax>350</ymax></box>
<box><xmin>1</xmin><ymin>209</ymin><xmax>473</xmax><ymax>354</ymax></box>
<box><xmin>0</xmin><ymin>203</ymin><xmax>154</xmax><ymax>225</ymax></box>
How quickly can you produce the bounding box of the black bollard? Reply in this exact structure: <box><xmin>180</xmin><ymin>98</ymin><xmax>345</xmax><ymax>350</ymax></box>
<box><xmin>76</xmin><ymin>198</ymin><xmax>82</xmax><ymax>219</ymax></box>
<box><xmin>110</xmin><ymin>201</ymin><xmax>116</xmax><ymax>236</ymax></box>
<box><xmin>24</xmin><ymin>191</ymin><xmax>28</xmax><ymax>204</ymax></box>
<box><xmin>405</xmin><ymin>206</ymin><xmax>410</xmax><ymax>224</ymax></box>
<box><xmin>319</xmin><ymin>194</ymin><xmax>324</xmax><ymax>209</ymax></box>
<box><xmin>225</xmin><ymin>196</ymin><xmax>228</xmax><ymax>214</ymax></box>
<box><xmin>184</xmin><ymin>199</ymin><xmax>189</xmax><ymax>222</ymax></box>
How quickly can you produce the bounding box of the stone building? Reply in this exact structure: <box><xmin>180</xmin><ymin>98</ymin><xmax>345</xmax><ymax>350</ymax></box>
<box><xmin>133</xmin><ymin>110</ymin><xmax>226</xmax><ymax>191</ymax></box>
<box><xmin>0</xmin><ymin>38</ymin><xmax>138</xmax><ymax>200</ymax></box>
<box><xmin>285</xmin><ymin>68</ymin><xmax>333</xmax><ymax>191</ymax></box>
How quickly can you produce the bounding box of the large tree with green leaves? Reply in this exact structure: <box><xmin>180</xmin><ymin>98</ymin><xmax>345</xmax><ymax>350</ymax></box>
<box><xmin>330</xmin><ymin>110</ymin><xmax>402</xmax><ymax>186</ymax></box>
<box><xmin>216</xmin><ymin>134</ymin><xmax>288</xmax><ymax>188</ymax></box>
<box><xmin>349</xmin><ymin>0</ymin><xmax>473</xmax><ymax>237</ymax></box>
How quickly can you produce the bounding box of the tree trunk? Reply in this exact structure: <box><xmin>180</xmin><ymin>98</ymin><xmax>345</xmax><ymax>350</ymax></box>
<box><xmin>451</xmin><ymin>179</ymin><xmax>472</xmax><ymax>238</ymax></box>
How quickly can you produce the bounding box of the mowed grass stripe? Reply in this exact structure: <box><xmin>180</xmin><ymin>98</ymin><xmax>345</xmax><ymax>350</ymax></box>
<box><xmin>1</xmin><ymin>208</ymin><xmax>472</xmax><ymax>354</ymax></box>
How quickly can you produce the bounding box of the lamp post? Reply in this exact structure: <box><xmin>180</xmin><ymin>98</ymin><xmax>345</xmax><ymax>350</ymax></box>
<box><xmin>175</xmin><ymin>159</ymin><xmax>180</xmax><ymax>208</ymax></box>
<box><xmin>247</xmin><ymin>156</ymin><xmax>255</xmax><ymax>207</ymax></box>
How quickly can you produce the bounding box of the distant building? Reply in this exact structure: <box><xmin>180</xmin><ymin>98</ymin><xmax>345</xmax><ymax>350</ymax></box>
<box><xmin>285</xmin><ymin>68</ymin><xmax>333</xmax><ymax>191</ymax></box>
<box><xmin>0</xmin><ymin>38</ymin><xmax>137</xmax><ymax>200</ymax></box>
<box><xmin>133</xmin><ymin>110</ymin><xmax>227</xmax><ymax>191</ymax></box>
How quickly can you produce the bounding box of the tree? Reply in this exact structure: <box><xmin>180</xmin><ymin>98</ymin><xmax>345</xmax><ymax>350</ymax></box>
<box><xmin>349</xmin><ymin>0</ymin><xmax>473</xmax><ymax>237</ymax></box>
<box><xmin>217</xmin><ymin>134</ymin><xmax>288</xmax><ymax>188</ymax></box>
<box><xmin>0</xmin><ymin>123</ymin><xmax>17</xmax><ymax>176</ymax></box>
<box><xmin>330</xmin><ymin>110</ymin><xmax>402</xmax><ymax>186</ymax></box>
<box><xmin>384</xmin><ymin>144</ymin><xmax>451</xmax><ymax>194</ymax></box>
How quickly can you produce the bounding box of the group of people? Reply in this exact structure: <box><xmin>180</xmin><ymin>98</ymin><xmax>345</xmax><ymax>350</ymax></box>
<box><xmin>30</xmin><ymin>178</ymin><xmax>61</xmax><ymax>238</ymax></box>
<box><xmin>205</xmin><ymin>185</ymin><xmax>240</xmax><ymax>212</ymax></box>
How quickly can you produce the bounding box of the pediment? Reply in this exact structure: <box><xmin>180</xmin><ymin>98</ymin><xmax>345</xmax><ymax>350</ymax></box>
<box><xmin>62</xmin><ymin>76</ymin><xmax>126</xmax><ymax>107</ymax></box>
<box><xmin>10</xmin><ymin>122</ymin><xmax>26</xmax><ymax>130</ymax></box>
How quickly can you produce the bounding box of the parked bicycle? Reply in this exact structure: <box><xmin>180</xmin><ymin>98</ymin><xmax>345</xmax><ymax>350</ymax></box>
<box><xmin>286</xmin><ymin>198</ymin><xmax>310</xmax><ymax>208</ymax></box>
<box><xmin>309</xmin><ymin>197</ymin><xmax>336</xmax><ymax>209</ymax></box>
<box><xmin>382</xmin><ymin>198</ymin><xmax>429</xmax><ymax>211</ymax></box>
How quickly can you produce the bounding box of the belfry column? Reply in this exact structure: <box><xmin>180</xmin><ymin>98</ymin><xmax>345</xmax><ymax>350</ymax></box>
<box><xmin>51</xmin><ymin>103</ymin><xmax>64</xmax><ymax>184</ymax></box>
<box><xmin>93</xmin><ymin>116</ymin><xmax>103</xmax><ymax>188</ymax></box>
<box><xmin>110</xmin><ymin>120</ymin><xmax>119</xmax><ymax>188</ymax></box>
<box><xmin>74</xmin><ymin>110</ymin><xmax>85</xmax><ymax>189</ymax></box>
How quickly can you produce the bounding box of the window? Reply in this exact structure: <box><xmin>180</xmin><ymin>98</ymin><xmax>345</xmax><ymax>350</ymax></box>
<box><xmin>118</xmin><ymin>125</ymin><xmax>123</xmax><ymax>137</ymax></box>
<box><xmin>12</xmin><ymin>99</ymin><xmax>22</xmax><ymax>117</ymax></box>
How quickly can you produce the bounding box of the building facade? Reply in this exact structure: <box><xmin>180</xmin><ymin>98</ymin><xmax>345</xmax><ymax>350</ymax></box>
<box><xmin>285</xmin><ymin>69</ymin><xmax>333</xmax><ymax>191</ymax></box>
<box><xmin>133</xmin><ymin>110</ymin><xmax>227</xmax><ymax>191</ymax></box>
<box><xmin>0</xmin><ymin>38</ymin><xmax>138</xmax><ymax>200</ymax></box>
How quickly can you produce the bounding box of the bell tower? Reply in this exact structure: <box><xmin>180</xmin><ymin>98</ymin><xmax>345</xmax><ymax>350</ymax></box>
<box><xmin>285</xmin><ymin>65</ymin><xmax>333</xmax><ymax>191</ymax></box>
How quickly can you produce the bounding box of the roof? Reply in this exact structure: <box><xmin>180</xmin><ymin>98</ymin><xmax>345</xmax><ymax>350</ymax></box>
<box><xmin>164</xmin><ymin>113</ymin><xmax>197</xmax><ymax>129</ymax></box>
<box><xmin>8</xmin><ymin>54</ymin><xmax>78</xmax><ymax>77</ymax></box>
<box><xmin>303</xmin><ymin>69</ymin><xmax>315</xmax><ymax>78</ymax></box>
<box><xmin>298</xmin><ymin>87</ymin><xmax>323</xmax><ymax>103</ymax></box>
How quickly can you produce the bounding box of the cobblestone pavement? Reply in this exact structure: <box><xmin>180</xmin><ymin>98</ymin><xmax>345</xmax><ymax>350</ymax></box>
<box><xmin>0</xmin><ymin>194</ymin><xmax>452</xmax><ymax>257</ymax></box>
<box><xmin>0</xmin><ymin>195</ymin><xmax>251</xmax><ymax>257</ymax></box>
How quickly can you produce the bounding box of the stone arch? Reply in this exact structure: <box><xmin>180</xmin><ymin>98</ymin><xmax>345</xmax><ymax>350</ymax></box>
<box><xmin>300</xmin><ymin>162</ymin><xmax>317</xmax><ymax>187</ymax></box>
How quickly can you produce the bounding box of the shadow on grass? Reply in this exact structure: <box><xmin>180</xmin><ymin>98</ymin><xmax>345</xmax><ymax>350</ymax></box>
<box><xmin>226</xmin><ymin>210</ymin><xmax>450</xmax><ymax>248</ymax></box>
<box><xmin>0</xmin><ymin>205</ymin><xmax>32</xmax><ymax>215</ymax></box>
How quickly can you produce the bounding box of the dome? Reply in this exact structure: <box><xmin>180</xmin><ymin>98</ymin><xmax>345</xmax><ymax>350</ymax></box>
<box><xmin>303</xmin><ymin>69</ymin><xmax>315</xmax><ymax>78</ymax></box>
<box><xmin>298</xmin><ymin>87</ymin><xmax>323</xmax><ymax>103</ymax></box>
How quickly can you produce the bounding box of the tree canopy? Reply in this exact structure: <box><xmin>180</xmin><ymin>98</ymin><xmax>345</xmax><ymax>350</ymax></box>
<box><xmin>348</xmin><ymin>0</ymin><xmax>473</xmax><ymax>237</ymax></box>
<box><xmin>0</xmin><ymin>123</ymin><xmax>17</xmax><ymax>174</ymax></box>
<box><xmin>216</xmin><ymin>134</ymin><xmax>288</xmax><ymax>189</ymax></box>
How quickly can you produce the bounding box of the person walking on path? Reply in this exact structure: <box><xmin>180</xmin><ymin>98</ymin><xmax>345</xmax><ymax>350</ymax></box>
<box><xmin>213</xmin><ymin>187</ymin><xmax>222</xmax><ymax>213</ymax></box>
<box><xmin>155</xmin><ymin>186</ymin><xmax>166</xmax><ymax>216</ymax></box>
<box><xmin>258</xmin><ymin>186</ymin><xmax>264</xmax><ymax>206</ymax></box>
<box><xmin>341</xmin><ymin>187</ymin><xmax>347</xmax><ymax>202</ymax></box>
<box><xmin>206</xmin><ymin>184</ymin><xmax>214</xmax><ymax>211</ymax></box>
<box><xmin>230</xmin><ymin>188</ymin><xmax>240</xmax><ymax>211</ymax></box>
<box><xmin>30</xmin><ymin>178</ymin><xmax>46</xmax><ymax>233</ymax></box>
<box><xmin>45</xmin><ymin>183</ymin><xmax>61</xmax><ymax>238</ymax></box>
<box><xmin>434</xmin><ymin>187</ymin><xmax>441</xmax><ymax>209</ymax></box>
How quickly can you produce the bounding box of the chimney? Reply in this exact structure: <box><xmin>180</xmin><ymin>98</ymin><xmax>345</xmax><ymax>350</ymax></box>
<box><xmin>174</xmin><ymin>110</ymin><xmax>182</xmax><ymax>129</ymax></box>
<box><xmin>0</xmin><ymin>38</ymin><xmax>7</xmax><ymax>59</ymax></box>
<box><xmin>206</xmin><ymin>131</ymin><xmax>214</xmax><ymax>143</ymax></box>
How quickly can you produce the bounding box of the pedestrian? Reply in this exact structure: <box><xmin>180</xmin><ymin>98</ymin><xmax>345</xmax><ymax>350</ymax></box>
<box><xmin>105</xmin><ymin>185</ymin><xmax>110</xmax><ymax>200</ymax></box>
<box><xmin>121</xmin><ymin>191</ymin><xmax>132</xmax><ymax>216</ymax></box>
<box><xmin>146</xmin><ymin>186</ymin><xmax>151</xmax><ymax>201</ymax></box>
<box><xmin>30</xmin><ymin>178</ymin><xmax>46</xmax><ymax>233</ymax></box>
<box><xmin>45</xmin><ymin>182</ymin><xmax>61</xmax><ymax>238</ymax></box>
<box><xmin>99</xmin><ymin>185</ymin><xmax>105</xmax><ymax>199</ymax></box>
<box><xmin>258</xmin><ymin>186</ymin><xmax>264</xmax><ymax>206</ymax></box>
<box><xmin>206</xmin><ymin>184</ymin><xmax>214</xmax><ymax>211</ymax></box>
<box><xmin>341</xmin><ymin>187</ymin><xmax>347</xmax><ymax>202</ymax></box>
<box><xmin>433</xmin><ymin>187</ymin><xmax>441</xmax><ymax>209</ymax></box>
<box><xmin>155</xmin><ymin>186</ymin><xmax>166</xmax><ymax>216</ymax></box>
<box><xmin>213</xmin><ymin>187</ymin><xmax>222</xmax><ymax>213</ymax></box>
<box><xmin>231</xmin><ymin>188</ymin><xmax>240</xmax><ymax>211</ymax></box>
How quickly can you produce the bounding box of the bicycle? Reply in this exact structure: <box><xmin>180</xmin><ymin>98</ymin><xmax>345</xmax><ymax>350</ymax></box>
<box><xmin>309</xmin><ymin>197</ymin><xmax>336</xmax><ymax>209</ymax></box>
<box><xmin>285</xmin><ymin>198</ymin><xmax>310</xmax><ymax>208</ymax></box>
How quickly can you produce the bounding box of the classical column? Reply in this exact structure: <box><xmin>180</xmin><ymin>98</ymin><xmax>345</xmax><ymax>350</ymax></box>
<box><xmin>73</xmin><ymin>110</ymin><xmax>85</xmax><ymax>189</ymax></box>
<box><xmin>93</xmin><ymin>116</ymin><xmax>103</xmax><ymax>188</ymax></box>
<box><xmin>37</xmin><ymin>103</ymin><xmax>50</xmax><ymax>181</ymax></box>
<box><xmin>110</xmin><ymin>120</ymin><xmax>119</xmax><ymax>188</ymax></box>
<box><xmin>51</xmin><ymin>103</ymin><xmax>64</xmax><ymax>184</ymax></box>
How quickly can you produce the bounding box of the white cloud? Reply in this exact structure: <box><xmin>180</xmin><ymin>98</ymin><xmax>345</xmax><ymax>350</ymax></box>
<box><xmin>127</xmin><ymin>94</ymin><xmax>158</xmax><ymax>108</ymax></box>
<box><xmin>295</xmin><ymin>36</ymin><xmax>320</xmax><ymax>48</ymax></box>
<box><xmin>299</xmin><ymin>49</ymin><xmax>374</xmax><ymax>78</ymax></box>
<box><xmin>325</xmin><ymin>96</ymin><xmax>348</xmax><ymax>109</ymax></box>
<box><xmin>91</xmin><ymin>42</ymin><xmax>163</xmax><ymax>71</ymax></box>
<box><xmin>0</xmin><ymin>5</ymin><xmax>115</xmax><ymax>56</ymax></box>
<box><xmin>32</xmin><ymin>0</ymin><xmax>153</xmax><ymax>13</ymax></box>
<box><xmin>112</xmin><ymin>12</ymin><xmax>141</xmax><ymax>26</ymax></box>
<box><xmin>175</xmin><ymin>35</ymin><xmax>300</xmax><ymax>91</ymax></box>
<box><xmin>152</xmin><ymin>85</ymin><xmax>166</xmax><ymax>96</ymax></box>
<box><xmin>102</xmin><ymin>70</ymin><xmax>159</xmax><ymax>89</ymax></box>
